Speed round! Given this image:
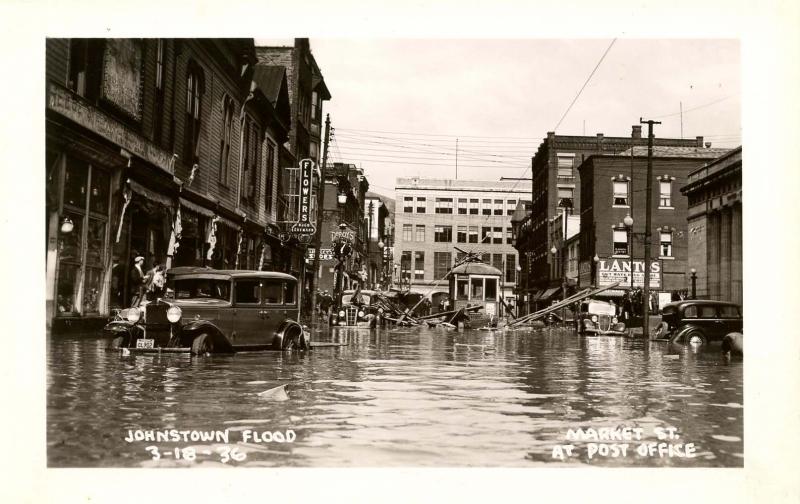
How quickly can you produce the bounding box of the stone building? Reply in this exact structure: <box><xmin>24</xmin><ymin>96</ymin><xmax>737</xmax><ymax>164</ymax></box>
<box><xmin>680</xmin><ymin>147</ymin><xmax>742</xmax><ymax>305</ymax></box>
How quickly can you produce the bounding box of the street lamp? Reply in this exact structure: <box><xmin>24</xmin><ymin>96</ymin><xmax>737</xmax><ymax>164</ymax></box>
<box><xmin>690</xmin><ymin>267</ymin><xmax>697</xmax><ymax>299</ymax></box>
<box><xmin>623</xmin><ymin>214</ymin><xmax>634</xmax><ymax>293</ymax></box>
<box><xmin>337</xmin><ymin>192</ymin><xmax>347</xmax><ymax>205</ymax></box>
<box><xmin>60</xmin><ymin>216</ymin><xmax>74</xmax><ymax>234</ymax></box>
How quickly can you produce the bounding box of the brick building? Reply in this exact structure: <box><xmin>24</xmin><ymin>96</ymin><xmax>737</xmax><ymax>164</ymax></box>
<box><xmin>681</xmin><ymin>147</ymin><xmax>742</xmax><ymax>305</ymax></box>
<box><xmin>395</xmin><ymin>177</ymin><xmax>527</xmax><ymax>312</ymax></box>
<box><xmin>576</xmin><ymin>147</ymin><xmax>730</xmax><ymax>308</ymax></box>
<box><xmin>45</xmin><ymin>38</ymin><xmax>317</xmax><ymax>331</ymax></box>
<box><xmin>516</xmin><ymin>127</ymin><xmax>707</xmax><ymax>306</ymax></box>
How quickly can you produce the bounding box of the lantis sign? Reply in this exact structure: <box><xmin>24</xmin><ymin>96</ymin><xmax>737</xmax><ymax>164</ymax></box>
<box><xmin>598</xmin><ymin>258</ymin><xmax>661</xmax><ymax>289</ymax></box>
<box><xmin>291</xmin><ymin>159</ymin><xmax>316</xmax><ymax>235</ymax></box>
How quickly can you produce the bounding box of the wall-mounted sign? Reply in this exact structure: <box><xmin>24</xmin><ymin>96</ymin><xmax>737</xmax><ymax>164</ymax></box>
<box><xmin>597</xmin><ymin>258</ymin><xmax>661</xmax><ymax>289</ymax></box>
<box><xmin>47</xmin><ymin>83</ymin><xmax>173</xmax><ymax>175</ymax></box>
<box><xmin>101</xmin><ymin>39</ymin><xmax>143</xmax><ymax>121</ymax></box>
<box><xmin>291</xmin><ymin>159</ymin><xmax>316</xmax><ymax>235</ymax></box>
<box><xmin>307</xmin><ymin>248</ymin><xmax>334</xmax><ymax>261</ymax></box>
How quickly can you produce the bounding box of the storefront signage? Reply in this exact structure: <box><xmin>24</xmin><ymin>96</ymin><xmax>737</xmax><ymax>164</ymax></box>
<box><xmin>47</xmin><ymin>83</ymin><xmax>174</xmax><ymax>175</ymax></box>
<box><xmin>331</xmin><ymin>230</ymin><xmax>355</xmax><ymax>243</ymax></box>
<box><xmin>597</xmin><ymin>258</ymin><xmax>661</xmax><ymax>289</ymax></box>
<box><xmin>307</xmin><ymin>248</ymin><xmax>334</xmax><ymax>261</ymax></box>
<box><xmin>291</xmin><ymin>159</ymin><xmax>316</xmax><ymax>235</ymax></box>
<box><xmin>101</xmin><ymin>39</ymin><xmax>143</xmax><ymax>121</ymax></box>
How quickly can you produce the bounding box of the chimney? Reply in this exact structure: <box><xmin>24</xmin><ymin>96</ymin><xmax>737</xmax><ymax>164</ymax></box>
<box><xmin>631</xmin><ymin>125</ymin><xmax>642</xmax><ymax>139</ymax></box>
<box><xmin>695</xmin><ymin>136</ymin><xmax>704</xmax><ymax>147</ymax></box>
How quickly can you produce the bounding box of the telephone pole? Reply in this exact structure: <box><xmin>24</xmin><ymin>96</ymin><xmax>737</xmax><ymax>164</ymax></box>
<box><xmin>310</xmin><ymin>113</ymin><xmax>331</xmax><ymax>329</ymax></box>
<box><xmin>640</xmin><ymin>117</ymin><xmax>661</xmax><ymax>338</ymax></box>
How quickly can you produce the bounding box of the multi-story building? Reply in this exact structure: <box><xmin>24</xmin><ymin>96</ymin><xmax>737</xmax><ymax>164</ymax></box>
<box><xmin>577</xmin><ymin>146</ymin><xmax>731</xmax><ymax>309</ymax></box>
<box><xmin>395</xmin><ymin>177</ymin><xmax>528</xmax><ymax>312</ymax></box>
<box><xmin>680</xmin><ymin>146</ymin><xmax>742</xmax><ymax>304</ymax></box>
<box><xmin>364</xmin><ymin>192</ymin><xmax>390</xmax><ymax>289</ymax></box>
<box><xmin>517</xmin><ymin>127</ymin><xmax>708</xmax><ymax>305</ymax></box>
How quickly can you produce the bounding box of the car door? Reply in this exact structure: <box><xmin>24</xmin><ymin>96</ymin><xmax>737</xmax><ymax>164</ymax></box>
<box><xmin>232</xmin><ymin>278</ymin><xmax>264</xmax><ymax>346</ymax></box>
<box><xmin>697</xmin><ymin>304</ymin><xmax>726</xmax><ymax>340</ymax></box>
<box><xmin>260</xmin><ymin>278</ymin><xmax>286</xmax><ymax>340</ymax></box>
<box><xmin>719</xmin><ymin>304</ymin><xmax>743</xmax><ymax>334</ymax></box>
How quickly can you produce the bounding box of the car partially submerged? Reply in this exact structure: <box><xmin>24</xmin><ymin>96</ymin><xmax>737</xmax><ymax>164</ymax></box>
<box><xmin>575</xmin><ymin>299</ymin><xmax>626</xmax><ymax>336</ymax></box>
<box><xmin>330</xmin><ymin>289</ymin><xmax>381</xmax><ymax>328</ymax></box>
<box><xmin>655</xmin><ymin>299</ymin><xmax>742</xmax><ymax>347</ymax></box>
<box><xmin>104</xmin><ymin>267</ymin><xmax>309</xmax><ymax>355</ymax></box>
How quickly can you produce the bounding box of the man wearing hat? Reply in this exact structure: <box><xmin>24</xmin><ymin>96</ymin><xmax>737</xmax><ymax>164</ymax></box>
<box><xmin>130</xmin><ymin>254</ymin><xmax>146</xmax><ymax>306</ymax></box>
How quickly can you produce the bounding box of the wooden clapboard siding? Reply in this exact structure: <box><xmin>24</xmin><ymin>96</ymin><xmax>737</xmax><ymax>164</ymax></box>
<box><xmin>45</xmin><ymin>39</ymin><xmax>69</xmax><ymax>86</ymax></box>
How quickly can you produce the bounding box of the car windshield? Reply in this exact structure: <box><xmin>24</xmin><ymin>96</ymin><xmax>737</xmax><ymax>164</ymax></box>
<box><xmin>172</xmin><ymin>278</ymin><xmax>230</xmax><ymax>301</ymax></box>
<box><xmin>587</xmin><ymin>302</ymin><xmax>616</xmax><ymax>316</ymax></box>
<box><xmin>342</xmin><ymin>293</ymin><xmax>371</xmax><ymax>305</ymax></box>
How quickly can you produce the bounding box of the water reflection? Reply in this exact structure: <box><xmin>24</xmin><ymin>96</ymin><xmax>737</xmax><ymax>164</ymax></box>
<box><xmin>47</xmin><ymin>327</ymin><xmax>743</xmax><ymax>467</ymax></box>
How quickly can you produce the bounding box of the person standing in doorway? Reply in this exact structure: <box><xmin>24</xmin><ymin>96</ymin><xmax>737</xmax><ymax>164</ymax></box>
<box><xmin>130</xmin><ymin>255</ymin><xmax>146</xmax><ymax>306</ymax></box>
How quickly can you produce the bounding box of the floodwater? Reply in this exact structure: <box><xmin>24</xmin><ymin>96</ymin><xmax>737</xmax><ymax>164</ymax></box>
<box><xmin>47</xmin><ymin>326</ymin><xmax>743</xmax><ymax>467</ymax></box>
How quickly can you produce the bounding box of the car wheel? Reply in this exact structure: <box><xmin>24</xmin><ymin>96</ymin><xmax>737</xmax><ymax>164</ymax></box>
<box><xmin>191</xmin><ymin>333</ymin><xmax>214</xmax><ymax>356</ymax></box>
<box><xmin>683</xmin><ymin>329</ymin><xmax>707</xmax><ymax>346</ymax></box>
<box><xmin>281</xmin><ymin>326</ymin><xmax>301</xmax><ymax>351</ymax></box>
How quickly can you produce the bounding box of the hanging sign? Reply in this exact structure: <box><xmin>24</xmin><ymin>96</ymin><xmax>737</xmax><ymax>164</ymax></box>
<box><xmin>597</xmin><ymin>258</ymin><xmax>661</xmax><ymax>289</ymax></box>
<box><xmin>291</xmin><ymin>159</ymin><xmax>316</xmax><ymax>235</ymax></box>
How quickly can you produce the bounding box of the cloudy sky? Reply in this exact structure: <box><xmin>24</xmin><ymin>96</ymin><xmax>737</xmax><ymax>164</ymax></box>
<box><xmin>286</xmin><ymin>39</ymin><xmax>740</xmax><ymax>199</ymax></box>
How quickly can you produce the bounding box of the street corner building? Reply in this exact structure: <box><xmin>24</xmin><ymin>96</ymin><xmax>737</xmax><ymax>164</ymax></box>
<box><xmin>45</xmin><ymin>38</ymin><xmax>331</xmax><ymax>332</ymax></box>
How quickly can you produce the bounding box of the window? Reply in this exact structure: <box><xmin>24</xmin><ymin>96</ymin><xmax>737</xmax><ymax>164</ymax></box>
<box><xmin>481</xmin><ymin>253</ymin><xmax>490</xmax><ymax>264</ymax></box>
<box><xmin>458</xmin><ymin>198</ymin><xmax>468</xmax><ymax>214</ymax></box>
<box><xmin>469</xmin><ymin>198</ymin><xmax>479</xmax><ymax>215</ymax></box>
<box><xmin>457</xmin><ymin>225</ymin><xmax>467</xmax><ymax>243</ymax></box>
<box><xmin>482</xmin><ymin>199</ymin><xmax>492</xmax><ymax>215</ymax></box>
<box><xmin>416</xmin><ymin>197</ymin><xmax>427</xmax><ymax>213</ymax></box>
<box><xmin>468</xmin><ymin>226</ymin><xmax>478</xmax><ymax>243</ymax></box>
<box><xmin>434</xmin><ymin>252</ymin><xmax>452</xmax><ymax>280</ymax></box>
<box><xmin>613</xmin><ymin>181</ymin><xmax>629</xmax><ymax>206</ymax></box>
<box><xmin>403</xmin><ymin>197</ymin><xmax>413</xmax><ymax>213</ymax></box>
<box><xmin>558</xmin><ymin>187</ymin><xmax>574</xmax><ymax>208</ymax></box>
<box><xmin>507</xmin><ymin>200</ymin><xmax>516</xmax><ymax>216</ymax></box>
<box><xmin>699</xmin><ymin>305</ymin><xmax>717</xmax><ymax>318</ymax></box>
<box><xmin>263</xmin><ymin>280</ymin><xmax>284</xmax><ymax>304</ymax></box>
<box><xmin>402</xmin><ymin>224</ymin><xmax>412</xmax><ymax>242</ymax></box>
<box><xmin>235</xmin><ymin>280</ymin><xmax>261</xmax><ymax>304</ymax></box>
<box><xmin>613</xmin><ymin>229</ymin><xmax>629</xmax><ymax>256</ymax></box>
<box><xmin>219</xmin><ymin>95</ymin><xmax>235</xmax><ymax>185</ymax></box>
<box><xmin>241</xmin><ymin>115</ymin><xmax>261</xmax><ymax>201</ymax></box>
<box><xmin>484</xmin><ymin>278</ymin><xmax>497</xmax><ymax>300</ymax></box>
<box><xmin>456</xmin><ymin>279</ymin><xmax>469</xmax><ymax>300</ymax></box>
<box><xmin>414</xmin><ymin>251</ymin><xmax>425</xmax><ymax>280</ymax></box>
<box><xmin>684</xmin><ymin>305</ymin><xmax>698</xmax><ymax>318</ymax></box>
<box><xmin>456</xmin><ymin>252</ymin><xmax>467</xmax><ymax>264</ymax></box>
<box><xmin>471</xmin><ymin>278</ymin><xmax>484</xmax><ymax>300</ymax></box>
<box><xmin>660</xmin><ymin>180</ymin><xmax>672</xmax><ymax>207</ymax></box>
<box><xmin>435</xmin><ymin>197</ymin><xmax>453</xmax><ymax>214</ymax></box>
<box><xmin>492</xmin><ymin>253</ymin><xmax>503</xmax><ymax>272</ymax></box>
<box><xmin>481</xmin><ymin>226</ymin><xmax>492</xmax><ymax>243</ymax></box>
<box><xmin>401</xmin><ymin>251</ymin><xmax>412</xmax><ymax>276</ymax></box>
<box><xmin>311</xmin><ymin>91</ymin><xmax>318</xmax><ymax>120</ymax></box>
<box><xmin>506</xmin><ymin>254</ymin><xmax>516</xmax><ymax>283</ymax></box>
<box><xmin>153</xmin><ymin>39</ymin><xmax>166</xmax><ymax>142</ymax></box>
<box><xmin>506</xmin><ymin>227</ymin><xmax>513</xmax><ymax>245</ymax></box>
<box><xmin>660</xmin><ymin>231</ymin><xmax>673</xmax><ymax>257</ymax></box>
<box><xmin>68</xmin><ymin>39</ymin><xmax>103</xmax><ymax>100</ymax></box>
<box><xmin>434</xmin><ymin>225</ymin><xmax>452</xmax><ymax>242</ymax></box>
<box><xmin>557</xmin><ymin>154</ymin><xmax>574</xmax><ymax>178</ymax></box>
<box><xmin>493</xmin><ymin>199</ymin><xmax>503</xmax><ymax>215</ymax></box>
<box><xmin>265</xmin><ymin>141</ymin><xmax>276</xmax><ymax>215</ymax></box>
<box><xmin>184</xmin><ymin>63</ymin><xmax>205</xmax><ymax>167</ymax></box>
<box><xmin>719</xmin><ymin>305</ymin><xmax>741</xmax><ymax>318</ymax></box>
<box><xmin>283</xmin><ymin>281</ymin><xmax>296</xmax><ymax>305</ymax></box>
<box><xmin>493</xmin><ymin>227</ymin><xmax>503</xmax><ymax>244</ymax></box>
<box><xmin>415</xmin><ymin>224</ymin><xmax>425</xmax><ymax>242</ymax></box>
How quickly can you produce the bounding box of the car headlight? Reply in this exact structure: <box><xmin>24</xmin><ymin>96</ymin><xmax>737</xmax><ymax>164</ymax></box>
<box><xmin>167</xmin><ymin>306</ymin><xmax>182</xmax><ymax>323</ymax></box>
<box><xmin>126</xmin><ymin>307</ymin><xmax>141</xmax><ymax>323</ymax></box>
<box><xmin>339</xmin><ymin>310</ymin><xmax>345</xmax><ymax>317</ymax></box>
<box><xmin>591</xmin><ymin>315</ymin><xmax>598</xmax><ymax>322</ymax></box>
<box><xmin>358</xmin><ymin>310</ymin><xmax>365</xmax><ymax>318</ymax></box>
<box><xmin>612</xmin><ymin>317</ymin><xmax>618</xmax><ymax>324</ymax></box>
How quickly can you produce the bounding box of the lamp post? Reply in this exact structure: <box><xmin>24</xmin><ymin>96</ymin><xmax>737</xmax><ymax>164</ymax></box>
<box><xmin>367</xmin><ymin>200</ymin><xmax>374</xmax><ymax>288</ymax></box>
<box><xmin>623</xmin><ymin>213</ymin><xmax>634</xmax><ymax>292</ymax></box>
<box><xmin>690</xmin><ymin>268</ymin><xmax>697</xmax><ymax>299</ymax></box>
<box><xmin>592</xmin><ymin>253</ymin><xmax>600</xmax><ymax>288</ymax></box>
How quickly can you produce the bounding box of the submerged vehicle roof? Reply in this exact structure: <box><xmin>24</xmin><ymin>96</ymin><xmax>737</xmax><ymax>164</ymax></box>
<box><xmin>167</xmin><ymin>266</ymin><xmax>297</xmax><ymax>282</ymax></box>
<box><xmin>663</xmin><ymin>299</ymin><xmax>741</xmax><ymax>309</ymax></box>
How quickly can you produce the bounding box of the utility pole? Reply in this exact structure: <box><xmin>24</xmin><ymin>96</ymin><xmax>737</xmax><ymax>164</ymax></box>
<box><xmin>309</xmin><ymin>113</ymin><xmax>331</xmax><ymax>329</ymax></box>
<box><xmin>640</xmin><ymin>117</ymin><xmax>661</xmax><ymax>338</ymax></box>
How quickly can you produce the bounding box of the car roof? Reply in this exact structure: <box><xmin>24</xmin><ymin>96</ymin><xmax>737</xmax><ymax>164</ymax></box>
<box><xmin>167</xmin><ymin>266</ymin><xmax>297</xmax><ymax>282</ymax></box>
<box><xmin>343</xmin><ymin>289</ymin><xmax>378</xmax><ymax>295</ymax></box>
<box><xmin>663</xmin><ymin>299</ymin><xmax>741</xmax><ymax>309</ymax></box>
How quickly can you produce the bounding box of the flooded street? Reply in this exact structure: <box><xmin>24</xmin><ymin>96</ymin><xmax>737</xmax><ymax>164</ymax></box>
<box><xmin>47</xmin><ymin>326</ymin><xmax>743</xmax><ymax>467</ymax></box>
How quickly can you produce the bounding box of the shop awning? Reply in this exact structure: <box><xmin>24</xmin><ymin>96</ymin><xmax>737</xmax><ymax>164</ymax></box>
<box><xmin>179</xmin><ymin>197</ymin><xmax>215</xmax><ymax>218</ymax></box>
<box><xmin>129</xmin><ymin>179</ymin><xmax>174</xmax><ymax>208</ymax></box>
<box><xmin>539</xmin><ymin>287</ymin><xmax>561</xmax><ymax>301</ymax></box>
<box><xmin>596</xmin><ymin>289</ymin><xmax>625</xmax><ymax>297</ymax></box>
<box><xmin>529</xmin><ymin>290</ymin><xmax>543</xmax><ymax>301</ymax></box>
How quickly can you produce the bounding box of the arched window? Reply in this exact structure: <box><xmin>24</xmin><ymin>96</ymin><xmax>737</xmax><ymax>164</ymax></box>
<box><xmin>184</xmin><ymin>62</ymin><xmax>205</xmax><ymax>168</ymax></box>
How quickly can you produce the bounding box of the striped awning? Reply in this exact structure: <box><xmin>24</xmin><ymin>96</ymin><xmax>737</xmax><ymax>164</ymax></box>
<box><xmin>539</xmin><ymin>287</ymin><xmax>561</xmax><ymax>301</ymax></box>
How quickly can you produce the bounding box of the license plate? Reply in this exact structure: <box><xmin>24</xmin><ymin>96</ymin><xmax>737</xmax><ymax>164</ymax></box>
<box><xmin>136</xmin><ymin>338</ymin><xmax>155</xmax><ymax>349</ymax></box>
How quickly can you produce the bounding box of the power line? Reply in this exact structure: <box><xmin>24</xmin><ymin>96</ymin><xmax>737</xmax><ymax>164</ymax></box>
<box><xmin>553</xmin><ymin>38</ymin><xmax>617</xmax><ymax>132</ymax></box>
<box><xmin>335</xmin><ymin>127</ymin><xmax>540</xmax><ymax>140</ymax></box>
<box><xmin>650</xmin><ymin>96</ymin><xmax>732</xmax><ymax>119</ymax></box>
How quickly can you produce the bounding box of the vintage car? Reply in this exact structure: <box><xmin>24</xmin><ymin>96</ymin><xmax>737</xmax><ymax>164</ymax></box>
<box><xmin>655</xmin><ymin>300</ymin><xmax>742</xmax><ymax>346</ymax></box>
<box><xmin>104</xmin><ymin>267</ymin><xmax>308</xmax><ymax>355</ymax></box>
<box><xmin>575</xmin><ymin>299</ymin><xmax>626</xmax><ymax>336</ymax></box>
<box><xmin>330</xmin><ymin>289</ymin><xmax>381</xmax><ymax>328</ymax></box>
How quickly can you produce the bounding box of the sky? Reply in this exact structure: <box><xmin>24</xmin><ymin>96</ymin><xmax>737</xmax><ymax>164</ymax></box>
<box><xmin>273</xmin><ymin>39</ymin><xmax>741</xmax><ymax>200</ymax></box>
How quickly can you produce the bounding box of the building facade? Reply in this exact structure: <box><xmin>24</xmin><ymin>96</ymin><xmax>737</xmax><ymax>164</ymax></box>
<box><xmin>45</xmin><ymin>38</ymin><xmax>324</xmax><ymax>331</ymax></box>
<box><xmin>576</xmin><ymin>147</ymin><xmax>730</xmax><ymax>308</ymax></box>
<box><xmin>395</xmin><ymin>178</ymin><xmax>527</xmax><ymax>312</ymax></box>
<box><xmin>364</xmin><ymin>192</ymin><xmax>390</xmax><ymax>290</ymax></box>
<box><xmin>516</xmin><ymin>127</ymin><xmax>707</xmax><ymax>307</ymax></box>
<box><xmin>680</xmin><ymin>147</ymin><xmax>742</xmax><ymax>305</ymax></box>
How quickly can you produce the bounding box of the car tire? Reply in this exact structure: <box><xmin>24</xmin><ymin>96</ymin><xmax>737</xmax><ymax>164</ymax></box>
<box><xmin>683</xmin><ymin>329</ymin><xmax>707</xmax><ymax>346</ymax></box>
<box><xmin>281</xmin><ymin>326</ymin><xmax>301</xmax><ymax>351</ymax></box>
<box><xmin>191</xmin><ymin>333</ymin><xmax>214</xmax><ymax>356</ymax></box>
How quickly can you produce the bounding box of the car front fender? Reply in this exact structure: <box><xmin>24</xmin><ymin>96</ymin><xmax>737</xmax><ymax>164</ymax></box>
<box><xmin>179</xmin><ymin>320</ymin><xmax>232</xmax><ymax>351</ymax></box>
<box><xmin>670</xmin><ymin>325</ymin><xmax>705</xmax><ymax>344</ymax></box>
<box><xmin>274</xmin><ymin>320</ymin><xmax>306</xmax><ymax>350</ymax></box>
